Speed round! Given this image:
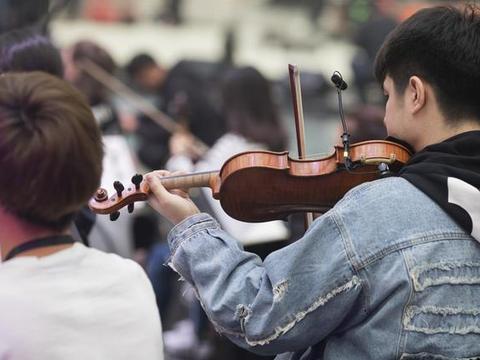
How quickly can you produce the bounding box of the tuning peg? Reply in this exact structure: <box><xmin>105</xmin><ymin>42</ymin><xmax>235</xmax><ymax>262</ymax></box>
<box><xmin>131</xmin><ymin>174</ymin><xmax>143</xmax><ymax>190</ymax></box>
<box><xmin>94</xmin><ymin>188</ymin><xmax>108</xmax><ymax>202</ymax></box>
<box><xmin>128</xmin><ymin>203</ymin><xmax>134</xmax><ymax>213</ymax></box>
<box><xmin>110</xmin><ymin>211</ymin><xmax>120</xmax><ymax>221</ymax></box>
<box><xmin>113</xmin><ymin>181</ymin><xmax>124</xmax><ymax>197</ymax></box>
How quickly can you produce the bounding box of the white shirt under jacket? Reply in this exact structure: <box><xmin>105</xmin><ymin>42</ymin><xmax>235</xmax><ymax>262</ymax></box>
<box><xmin>0</xmin><ymin>243</ymin><xmax>164</xmax><ymax>360</ymax></box>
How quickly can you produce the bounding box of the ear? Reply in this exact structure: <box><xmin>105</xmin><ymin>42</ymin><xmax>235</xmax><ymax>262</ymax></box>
<box><xmin>407</xmin><ymin>76</ymin><xmax>426</xmax><ymax>115</ymax></box>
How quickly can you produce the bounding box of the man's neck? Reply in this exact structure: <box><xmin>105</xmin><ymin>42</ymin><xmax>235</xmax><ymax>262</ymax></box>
<box><xmin>413</xmin><ymin>120</ymin><xmax>480</xmax><ymax>152</ymax></box>
<box><xmin>0</xmin><ymin>209</ymin><xmax>72</xmax><ymax>261</ymax></box>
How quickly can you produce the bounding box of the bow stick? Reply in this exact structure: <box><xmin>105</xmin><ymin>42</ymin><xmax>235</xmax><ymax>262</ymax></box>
<box><xmin>288</xmin><ymin>64</ymin><xmax>314</xmax><ymax>229</ymax></box>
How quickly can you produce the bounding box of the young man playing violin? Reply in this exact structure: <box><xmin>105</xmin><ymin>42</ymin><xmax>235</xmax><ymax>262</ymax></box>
<box><xmin>0</xmin><ymin>72</ymin><xmax>163</xmax><ymax>359</ymax></box>
<box><xmin>146</xmin><ymin>5</ymin><xmax>480</xmax><ymax>359</ymax></box>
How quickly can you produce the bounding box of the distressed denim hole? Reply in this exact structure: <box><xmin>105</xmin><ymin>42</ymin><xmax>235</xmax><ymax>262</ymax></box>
<box><xmin>273</xmin><ymin>280</ymin><xmax>288</xmax><ymax>303</ymax></box>
<box><xmin>242</xmin><ymin>276</ymin><xmax>361</xmax><ymax>347</ymax></box>
<box><xmin>404</xmin><ymin>306</ymin><xmax>480</xmax><ymax>335</ymax></box>
<box><xmin>400</xmin><ymin>352</ymin><xmax>480</xmax><ymax>359</ymax></box>
<box><xmin>411</xmin><ymin>262</ymin><xmax>480</xmax><ymax>292</ymax></box>
<box><xmin>400</xmin><ymin>352</ymin><xmax>480</xmax><ymax>360</ymax></box>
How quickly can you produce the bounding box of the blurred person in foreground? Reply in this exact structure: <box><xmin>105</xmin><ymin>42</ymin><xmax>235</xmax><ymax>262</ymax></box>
<box><xmin>0</xmin><ymin>28</ymin><xmax>99</xmax><ymax>245</ymax></box>
<box><xmin>145</xmin><ymin>5</ymin><xmax>480</xmax><ymax>359</ymax></box>
<box><xmin>0</xmin><ymin>72</ymin><xmax>163</xmax><ymax>359</ymax></box>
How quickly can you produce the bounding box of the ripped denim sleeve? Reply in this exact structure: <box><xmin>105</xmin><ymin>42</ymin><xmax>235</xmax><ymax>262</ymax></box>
<box><xmin>167</xmin><ymin>213</ymin><xmax>363</xmax><ymax>355</ymax></box>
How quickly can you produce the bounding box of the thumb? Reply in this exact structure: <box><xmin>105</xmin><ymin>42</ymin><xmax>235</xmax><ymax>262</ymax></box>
<box><xmin>145</xmin><ymin>173</ymin><xmax>170</xmax><ymax>199</ymax></box>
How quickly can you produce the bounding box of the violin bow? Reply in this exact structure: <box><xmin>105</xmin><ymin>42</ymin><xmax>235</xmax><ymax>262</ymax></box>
<box><xmin>78</xmin><ymin>58</ymin><xmax>209</xmax><ymax>157</ymax></box>
<box><xmin>288</xmin><ymin>64</ymin><xmax>314</xmax><ymax>229</ymax></box>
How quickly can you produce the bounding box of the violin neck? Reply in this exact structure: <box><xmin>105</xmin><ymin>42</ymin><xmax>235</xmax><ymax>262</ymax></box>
<box><xmin>159</xmin><ymin>170</ymin><xmax>219</xmax><ymax>191</ymax></box>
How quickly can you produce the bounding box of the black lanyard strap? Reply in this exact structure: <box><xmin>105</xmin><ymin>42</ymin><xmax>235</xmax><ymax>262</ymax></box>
<box><xmin>4</xmin><ymin>235</ymin><xmax>75</xmax><ymax>261</ymax></box>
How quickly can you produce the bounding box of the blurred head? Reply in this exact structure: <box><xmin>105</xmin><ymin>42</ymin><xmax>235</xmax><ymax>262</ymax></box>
<box><xmin>63</xmin><ymin>40</ymin><xmax>116</xmax><ymax>105</ymax></box>
<box><xmin>375</xmin><ymin>5</ymin><xmax>480</xmax><ymax>142</ymax></box>
<box><xmin>126</xmin><ymin>53</ymin><xmax>166</xmax><ymax>92</ymax></box>
<box><xmin>0</xmin><ymin>28</ymin><xmax>63</xmax><ymax>77</ymax></box>
<box><xmin>0</xmin><ymin>72</ymin><xmax>103</xmax><ymax>230</ymax></box>
<box><xmin>222</xmin><ymin>66</ymin><xmax>287</xmax><ymax>151</ymax></box>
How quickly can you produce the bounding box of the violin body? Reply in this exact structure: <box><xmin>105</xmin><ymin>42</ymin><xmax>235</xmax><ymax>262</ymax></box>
<box><xmin>215</xmin><ymin>140</ymin><xmax>411</xmax><ymax>222</ymax></box>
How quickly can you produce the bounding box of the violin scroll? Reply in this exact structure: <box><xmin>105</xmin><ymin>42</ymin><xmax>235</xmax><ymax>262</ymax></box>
<box><xmin>89</xmin><ymin>171</ymin><xmax>219</xmax><ymax>220</ymax></box>
<box><xmin>89</xmin><ymin>174</ymin><xmax>149</xmax><ymax>219</ymax></box>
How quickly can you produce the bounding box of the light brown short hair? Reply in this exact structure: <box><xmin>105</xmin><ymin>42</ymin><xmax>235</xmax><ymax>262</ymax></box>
<box><xmin>0</xmin><ymin>72</ymin><xmax>103</xmax><ymax>229</ymax></box>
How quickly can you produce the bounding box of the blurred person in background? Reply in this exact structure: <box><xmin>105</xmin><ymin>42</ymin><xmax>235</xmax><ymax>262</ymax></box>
<box><xmin>156</xmin><ymin>66</ymin><xmax>289</xmax><ymax>359</ymax></box>
<box><xmin>126</xmin><ymin>53</ymin><xmax>168</xmax><ymax>95</ymax></box>
<box><xmin>63</xmin><ymin>40</ymin><xmax>122</xmax><ymax>134</ymax></box>
<box><xmin>0</xmin><ymin>29</ymin><xmax>63</xmax><ymax>77</ymax></box>
<box><xmin>123</xmin><ymin>54</ymin><xmax>226</xmax><ymax>347</ymax></box>
<box><xmin>123</xmin><ymin>53</ymin><xmax>167</xmax><ymax>135</ymax></box>
<box><xmin>351</xmin><ymin>0</ymin><xmax>398</xmax><ymax>103</ymax></box>
<box><xmin>0</xmin><ymin>72</ymin><xmax>163</xmax><ymax>359</ymax></box>
<box><xmin>123</xmin><ymin>51</ymin><xmax>225</xmax><ymax>267</ymax></box>
<box><xmin>166</xmin><ymin>65</ymin><xmax>289</xmax><ymax>252</ymax></box>
<box><xmin>63</xmin><ymin>41</ymin><xmax>148</xmax><ymax>259</ymax></box>
<box><xmin>125</xmin><ymin>54</ymin><xmax>224</xmax><ymax>171</ymax></box>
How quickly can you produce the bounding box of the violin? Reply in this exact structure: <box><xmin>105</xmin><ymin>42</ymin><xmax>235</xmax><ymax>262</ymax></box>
<box><xmin>89</xmin><ymin>139</ymin><xmax>412</xmax><ymax>222</ymax></box>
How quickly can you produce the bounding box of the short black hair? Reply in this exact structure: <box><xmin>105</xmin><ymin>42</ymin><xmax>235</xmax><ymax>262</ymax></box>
<box><xmin>0</xmin><ymin>28</ymin><xmax>63</xmax><ymax>77</ymax></box>
<box><xmin>375</xmin><ymin>4</ymin><xmax>480</xmax><ymax>123</ymax></box>
<box><xmin>125</xmin><ymin>53</ymin><xmax>157</xmax><ymax>78</ymax></box>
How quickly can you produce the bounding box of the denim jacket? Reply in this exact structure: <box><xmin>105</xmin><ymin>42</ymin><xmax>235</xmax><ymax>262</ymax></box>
<box><xmin>167</xmin><ymin>177</ymin><xmax>480</xmax><ymax>359</ymax></box>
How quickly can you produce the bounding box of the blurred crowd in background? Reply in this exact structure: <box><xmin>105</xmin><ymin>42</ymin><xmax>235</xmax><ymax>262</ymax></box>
<box><xmin>0</xmin><ymin>0</ymin><xmax>462</xmax><ymax>359</ymax></box>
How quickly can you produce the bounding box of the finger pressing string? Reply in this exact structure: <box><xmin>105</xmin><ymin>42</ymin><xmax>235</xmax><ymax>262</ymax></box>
<box><xmin>146</xmin><ymin>174</ymin><xmax>169</xmax><ymax>197</ymax></box>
